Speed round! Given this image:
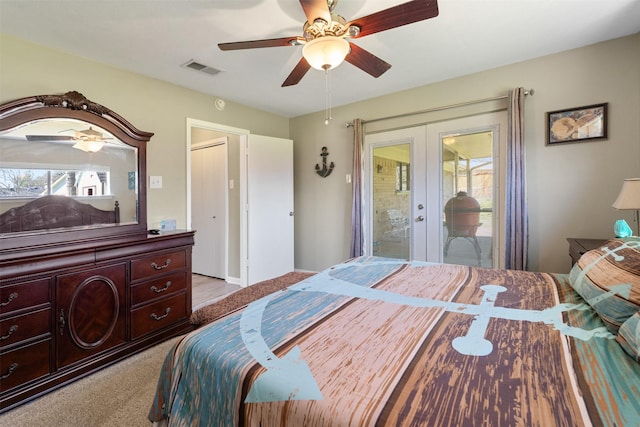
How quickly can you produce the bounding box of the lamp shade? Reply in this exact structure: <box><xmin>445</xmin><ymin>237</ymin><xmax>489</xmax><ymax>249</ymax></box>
<box><xmin>302</xmin><ymin>36</ymin><xmax>350</xmax><ymax>71</ymax></box>
<box><xmin>612</xmin><ymin>178</ymin><xmax>640</xmax><ymax>209</ymax></box>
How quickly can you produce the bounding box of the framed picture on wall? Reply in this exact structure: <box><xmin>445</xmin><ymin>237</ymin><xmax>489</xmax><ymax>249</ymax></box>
<box><xmin>546</xmin><ymin>103</ymin><xmax>608</xmax><ymax>145</ymax></box>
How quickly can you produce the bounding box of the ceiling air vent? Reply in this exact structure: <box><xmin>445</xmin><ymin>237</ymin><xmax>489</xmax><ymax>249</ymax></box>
<box><xmin>181</xmin><ymin>60</ymin><xmax>221</xmax><ymax>76</ymax></box>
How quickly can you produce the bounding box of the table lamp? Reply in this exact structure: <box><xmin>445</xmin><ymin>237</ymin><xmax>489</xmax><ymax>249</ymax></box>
<box><xmin>612</xmin><ymin>178</ymin><xmax>640</xmax><ymax>236</ymax></box>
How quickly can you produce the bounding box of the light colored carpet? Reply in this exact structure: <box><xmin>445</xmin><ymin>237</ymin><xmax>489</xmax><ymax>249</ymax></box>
<box><xmin>0</xmin><ymin>336</ymin><xmax>180</xmax><ymax>427</ymax></box>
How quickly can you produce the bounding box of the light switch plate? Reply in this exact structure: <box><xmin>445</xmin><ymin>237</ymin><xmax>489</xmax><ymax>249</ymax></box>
<box><xmin>149</xmin><ymin>176</ymin><xmax>163</xmax><ymax>189</ymax></box>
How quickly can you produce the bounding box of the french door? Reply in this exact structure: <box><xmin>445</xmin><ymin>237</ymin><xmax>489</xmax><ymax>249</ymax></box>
<box><xmin>364</xmin><ymin>112</ymin><xmax>507</xmax><ymax>268</ymax></box>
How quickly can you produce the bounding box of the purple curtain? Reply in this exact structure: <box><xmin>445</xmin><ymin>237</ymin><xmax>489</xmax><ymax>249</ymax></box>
<box><xmin>350</xmin><ymin>119</ymin><xmax>364</xmax><ymax>257</ymax></box>
<box><xmin>505</xmin><ymin>88</ymin><xmax>528</xmax><ymax>270</ymax></box>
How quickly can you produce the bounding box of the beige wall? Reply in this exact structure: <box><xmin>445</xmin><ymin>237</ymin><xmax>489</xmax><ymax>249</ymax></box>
<box><xmin>291</xmin><ymin>34</ymin><xmax>640</xmax><ymax>274</ymax></box>
<box><xmin>0</xmin><ymin>33</ymin><xmax>289</xmax><ymax>232</ymax></box>
<box><xmin>3</xmin><ymin>33</ymin><xmax>639</xmax><ymax>275</ymax></box>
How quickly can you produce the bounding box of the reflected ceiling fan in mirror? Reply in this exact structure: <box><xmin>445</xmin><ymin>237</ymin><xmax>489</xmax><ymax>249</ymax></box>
<box><xmin>218</xmin><ymin>0</ymin><xmax>439</xmax><ymax>87</ymax></box>
<box><xmin>26</xmin><ymin>126</ymin><xmax>112</xmax><ymax>153</ymax></box>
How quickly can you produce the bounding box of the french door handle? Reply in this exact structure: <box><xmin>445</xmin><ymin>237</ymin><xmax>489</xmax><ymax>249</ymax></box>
<box><xmin>416</xmin><ymin>215</ymin><xmax>425</xmax><ymax>222</ymax></box>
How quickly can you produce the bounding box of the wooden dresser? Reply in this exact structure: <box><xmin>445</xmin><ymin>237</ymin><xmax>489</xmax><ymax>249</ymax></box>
<box><xmin>0</xmin><ymin>230</ymin><xmax>194</xmax><ymax>412</ymax></box>
<box><xmin>0</xmin><ymin>91</ymin><xmax>194</xmax><ymax>412</ymax></box>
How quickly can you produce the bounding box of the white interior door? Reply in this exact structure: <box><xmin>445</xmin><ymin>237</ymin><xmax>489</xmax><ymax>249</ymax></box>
<box><xmin>191</xmin><ymin>138</ymin><xmax>227</xmax><ymax>278</ymax></box>
<box><xmin>241</xmin><ymin>134</ymin><xmax>294</xmax><ymax>286</ymax></box>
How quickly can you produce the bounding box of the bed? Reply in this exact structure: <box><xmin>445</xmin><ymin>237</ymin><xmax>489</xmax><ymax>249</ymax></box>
<box><xmin>149</xmin><ymin>238</ymin><xmax>640</xmax><ymax>426</ymax></box>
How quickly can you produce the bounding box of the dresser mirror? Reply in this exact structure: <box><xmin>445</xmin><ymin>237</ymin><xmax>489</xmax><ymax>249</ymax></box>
<box><xmin>0</xmin><ymin>91</ymin><xmax>152</xmax><ymax>249</ymax></box>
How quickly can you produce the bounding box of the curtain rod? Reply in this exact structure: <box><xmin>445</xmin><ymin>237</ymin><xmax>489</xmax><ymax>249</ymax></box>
<box><xmin>346</xmin><ymin>88</ymin><xmax>534</xmax><ymax>127</ymax></box>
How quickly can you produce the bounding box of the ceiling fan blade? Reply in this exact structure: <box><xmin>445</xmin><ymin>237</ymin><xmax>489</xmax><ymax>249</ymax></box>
<box><xmin>26</xmin><ymin>135</ymin><xmax>74</xmax><ymax>141</ymax></box>
<box><xmin>299</xmin><ymin>0</ymin><xmax>331</xmax><ymax>26</ymax></box>
<box><xmin>345</xmin><ymin>43</ymin><xmax>391</xmax><ymax>78</ymax></box>
<box><xmin>218</xmin><ymin>36</ymin><xmax>300</xmax><ymax>51</ymax></box>
<box><xmin>349</xmin><ymin>0</ymin><xmax>439</xmax><ymax>38</ymax></box>
<box><xmin>282</xmin><ymin>57</ymin><xmax>311</xmax><ymax>87</ymax></box>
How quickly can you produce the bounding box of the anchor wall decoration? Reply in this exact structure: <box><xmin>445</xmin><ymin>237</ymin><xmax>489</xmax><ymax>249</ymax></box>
<box><xmin>315</xmin><ymin>146</ymin><xmax>334</xmax><ymax>178</ymax></box>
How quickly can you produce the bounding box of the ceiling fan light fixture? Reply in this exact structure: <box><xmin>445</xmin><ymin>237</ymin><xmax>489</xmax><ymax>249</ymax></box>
<box><xmin>73</xmin><ymin>139</ymin><xmax>106</xmax><ymax>153</ymax></box>
<box><xmin>72</xmin><ymin>126</ymin><xmax>107</xmax><ymax>152</ymax></box>
<box><xmin>302</xmin><ymin>36</ymin><xmax>350</xmax><ymax>71</ymax></box>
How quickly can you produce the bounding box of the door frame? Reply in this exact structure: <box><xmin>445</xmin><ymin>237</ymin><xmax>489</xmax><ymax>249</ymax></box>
<box><xmin>186</xmin><ymin>118</ymin><xmax>249</xmax><ymax>284</ymax></box>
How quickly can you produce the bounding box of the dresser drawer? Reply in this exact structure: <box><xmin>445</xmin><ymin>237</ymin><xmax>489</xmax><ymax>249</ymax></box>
<box><xmin>0</xmin><ymin>308</ymin><xmax>50</xmax><ymax>350</ymax></box>
<box><xmin>0</xmin><ymin>278</ymin><xmax>50</xmax><ymax>316</ymax></box>
<box><xmin>131</xmin><ymin>293</ymin><xmax>187</xmax><ymax>339</ymax></box>
<box><xmin>131</xmin><ymin>271</ymin><xmax>187</xmax><ymax>307</ymax></box>
<box><xmin>131</xmin><ymin>250</ymin><xmax>186</xmax><ymax>281</ymax></box>
<box><xmin>0</xmin><ymin>339</ymin><xmax>51</xmax><ymax>393</ymax></box>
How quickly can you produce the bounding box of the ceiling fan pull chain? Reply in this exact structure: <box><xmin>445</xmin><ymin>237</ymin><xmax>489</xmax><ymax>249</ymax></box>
<box><xmin>324</xmin><ymin>68</ymin><xmax>332</xmax><ymax>125</ymax></box>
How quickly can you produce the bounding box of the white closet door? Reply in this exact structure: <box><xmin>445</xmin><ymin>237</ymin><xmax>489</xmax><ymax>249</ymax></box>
<box><xmin>191</xmin><ymin>140</ymin><xmax>227</xmax><ymax>278</ymax></box>
<box><xmin>243</xmin><ymin>134</ymin><xmax>294</xmax><ymax>285</ymax></box>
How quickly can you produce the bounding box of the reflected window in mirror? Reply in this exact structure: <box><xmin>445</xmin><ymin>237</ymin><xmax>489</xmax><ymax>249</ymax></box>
<box><xmin>1</xmin><ymin>118</ymin><xmax>139</xmax><ymax>225</ymax></box>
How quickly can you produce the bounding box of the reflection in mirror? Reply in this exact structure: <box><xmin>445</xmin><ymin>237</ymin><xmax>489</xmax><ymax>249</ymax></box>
<box><xmin>0</xmin><ymin>118</ymin><xmax>139</xmax><ymax>230</ymax></box>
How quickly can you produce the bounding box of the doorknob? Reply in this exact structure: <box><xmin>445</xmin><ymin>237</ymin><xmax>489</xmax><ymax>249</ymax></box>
<box><xmin>417</xmin><ymin>204</ymin><xmax>424</xmax><ymax>210</ymax></box>
<box><xmin>416</xmin><ymin>215</ymin><xmax>425</xmax><ymax>222</ymax></box>
<box><xmin>289</xmin><ymin>211</ymin><xmax>294</xmax><ymax>216</ymax></box>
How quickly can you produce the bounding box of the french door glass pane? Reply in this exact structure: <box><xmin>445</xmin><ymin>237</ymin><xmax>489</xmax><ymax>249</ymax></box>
<box><xmin>442</xmin><ymin>132</ymin><xmax>493</xmax><ymax>268</ymax></box>
<box><xmin>372</xmin><ymin>144</ymin><xmax>411</xmax><ymax>260</ymax></box>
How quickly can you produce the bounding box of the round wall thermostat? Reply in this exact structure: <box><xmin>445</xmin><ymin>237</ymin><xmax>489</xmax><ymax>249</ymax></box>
<box><xmin>215</xmin><ymin>98</ymin><xmax>226</xmax><ymax>111</ymax></box>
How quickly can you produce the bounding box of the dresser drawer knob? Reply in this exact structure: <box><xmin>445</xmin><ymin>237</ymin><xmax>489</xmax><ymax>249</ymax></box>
<box><xmin>1</xmin><ymin>363</ymin><xmax>18</xmax><ymax>380</ymax></box>
<box><xmin>151</xmin><ymin>281</ymin><xmax>172</xmax><ymax>293</ymax></box>
<box><xmin>0</xmin><ymin>325</ymin><xmax>18</xmax><ymax>341</ymax></box>
<box><xmin>151</xmin><ymin>259</ymin><xmax>171</xmax><ymax>270</ymax></box>
<box><xmin>150</xmin><ymin>307</ymin><xmax>171</xmax><ymax>321</ymax></box>
<box><xmin>0</xmin><ymin>292</ymin><xmax>18</xmax><ymax>307</ymax></box>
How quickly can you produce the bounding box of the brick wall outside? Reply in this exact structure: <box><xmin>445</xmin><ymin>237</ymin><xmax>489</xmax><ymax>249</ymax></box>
<box><xmin>372</xmin><ymin>156</ymin><xmax>410</xmax><ymax>243</ymax></box>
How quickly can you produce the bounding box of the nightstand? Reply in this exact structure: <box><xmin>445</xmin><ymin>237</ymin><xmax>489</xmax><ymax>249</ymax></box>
<box><xmin>567</xmin><ymin>238</ymin><xmax>608</xmax><ymax>265</ymax></box>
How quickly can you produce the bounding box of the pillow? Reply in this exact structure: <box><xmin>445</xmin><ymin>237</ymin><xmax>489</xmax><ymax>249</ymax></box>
<box><xmin>616</xmin><ymin>311</ymin><xmax>640</xmax><ymax>362</ymax></box>
<box><xmin>568</xmin><ymin>237</ymin><xmax>640</xmax><ymax>334</ymax></box>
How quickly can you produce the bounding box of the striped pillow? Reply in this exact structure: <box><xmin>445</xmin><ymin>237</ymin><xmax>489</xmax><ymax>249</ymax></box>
<box><xmin>617</xmin><ymin>311</ymin><xmax>640</xmax><ymax>362</ymax></box>
<box><xmin>568</xmin><ymin>238</ymin><xmax>640</xmax><ymax>334</ymax></box>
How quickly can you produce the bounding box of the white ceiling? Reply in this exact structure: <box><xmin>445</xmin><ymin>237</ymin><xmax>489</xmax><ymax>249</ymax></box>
<box><xmin>1</xmin><ymin>1</ymin><xmax>639</xmax><ymax>118</ymax></box>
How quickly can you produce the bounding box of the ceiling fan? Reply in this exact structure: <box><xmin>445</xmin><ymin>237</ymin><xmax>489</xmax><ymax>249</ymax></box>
<box><xmin>218</xmin><ymin>0</ymin><xmax>439</xmax><ymax>87</ymax></box>
<box><xmin>26</xmin><ymin>127</ymin><xmax>112</xmax><ymax>152</ymax></box>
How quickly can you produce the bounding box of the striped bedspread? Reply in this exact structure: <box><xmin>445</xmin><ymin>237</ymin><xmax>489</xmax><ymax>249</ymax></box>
<box><xmin>149</xmin><ymin>257</ymin><xmax>639</xmax><ymax>426</ymax></box>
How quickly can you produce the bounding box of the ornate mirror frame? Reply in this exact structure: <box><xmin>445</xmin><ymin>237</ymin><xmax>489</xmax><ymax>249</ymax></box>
<box><xmin>0</xmin><ymin>91</ymin><xmax>153</xmax><ymax>250</ymax></box>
